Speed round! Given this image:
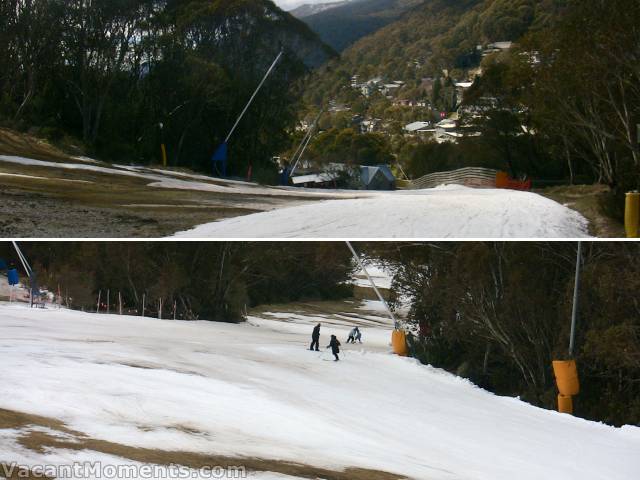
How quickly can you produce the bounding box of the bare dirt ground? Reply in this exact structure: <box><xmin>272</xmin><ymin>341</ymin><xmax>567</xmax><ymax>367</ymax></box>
<box><xmin>0</xmin><ymin>183</ymin><xmax>270</xmax><ymax>238</ymax></box>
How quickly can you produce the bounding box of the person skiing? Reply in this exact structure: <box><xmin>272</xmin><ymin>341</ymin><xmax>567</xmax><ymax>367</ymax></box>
<box><xmin>327</xmin><ymin>334</ymin><xmax>341</xmax><ymax>361</ymax></box>
<box><xmin>310</xmin><ymin>323</ymin><xmax>321</xmax><ymax>351</ymax></box>
<box><xmin>347</xmin><ymin>327</ymin><xmax>357</xmax><ymax>343</ymax></box>
<box><xmin>354</xmin><ymin>327</ymin><xmax>362</xmax><ymax>343</ymax></box>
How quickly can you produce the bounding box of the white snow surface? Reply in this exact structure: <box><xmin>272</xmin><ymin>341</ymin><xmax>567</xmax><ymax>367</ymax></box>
<box><xmin>0</xmin><ymin>172</ymin><xmax>92</xmax><ymax>183</ymax></box>
<box><xmin>1</xmin><ymin>302</ymin><xmax>638</xmax><ymax>480</ymax></box>
<box><xmin>353</xmin><ymin>263</ymin><xmax>394</xmax><ymax>289</ymax></box>
<box><xmin>174</xmin><ymin>185</ymin><xmax>590</xmax><ymax>238</ymax></box>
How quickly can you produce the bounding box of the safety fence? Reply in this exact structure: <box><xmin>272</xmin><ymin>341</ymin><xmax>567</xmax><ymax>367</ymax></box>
<box><xmin>398</xmin><ymin>167</ymin><xmax>533</xmax><ymax>191</ymax></box>
<box><xmin>399</xmin><ymin>167</ymin><xmax>499</xmax><ymax>190</ymax></box>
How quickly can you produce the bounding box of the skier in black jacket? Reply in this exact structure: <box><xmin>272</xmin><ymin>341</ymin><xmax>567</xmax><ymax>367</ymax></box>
<box><xmin>310</xmin><ymin>323</ymin><xmax>321</xmax><ymax>351</ymax></box>
<box><xmin>327</xmin><ymin>334</ymin><xmax>341</xmax><ymax>361</ymax></box>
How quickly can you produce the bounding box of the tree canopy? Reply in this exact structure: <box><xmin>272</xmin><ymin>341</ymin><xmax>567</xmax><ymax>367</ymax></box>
<box><xmin>0</xmin><ymin>0</ymin><xmax>334</xmax><ymax>181</ymax></box>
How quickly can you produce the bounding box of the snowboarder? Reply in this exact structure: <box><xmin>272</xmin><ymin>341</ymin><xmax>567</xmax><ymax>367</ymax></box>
<box><xmin>310</xmin><ymin>323</ymin><xmax>321</xmax><ymax>351</ymax></box>
<box><xmin>347</xmin><ymin>327</ymin><xmax>358</xmax><ymax>343</ymax></box>
<box><xmin>327</xmin><ymin>334</ymin><xmax>341</xmax><ymax>361</ymax></box>
<box><xmin>354</xmin><ymin>327</ymin><xmax>362</xmax><ymax>343</ymax></box>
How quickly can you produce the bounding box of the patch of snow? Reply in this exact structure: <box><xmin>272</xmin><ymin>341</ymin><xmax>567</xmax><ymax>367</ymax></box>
<box><xmin>72</xmin><ymin>156</ymin><xmax>103</xmax><ymax>164</ymax></box>
<box><xmin>0</xmin><ymin>172</ymin><xmax>92</xmax><ymax>183</ymax></box>
<box><xmin>353</xmin><ymin>263</ymin><xmax>393</xmax><ymax>289</ymax></box>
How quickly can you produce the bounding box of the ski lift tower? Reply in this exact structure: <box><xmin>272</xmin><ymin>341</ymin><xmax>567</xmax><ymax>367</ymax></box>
<box><xmin>212</xmin><ymin>50</ymin><xmax>284</xmax><ymax>179</ymax></box>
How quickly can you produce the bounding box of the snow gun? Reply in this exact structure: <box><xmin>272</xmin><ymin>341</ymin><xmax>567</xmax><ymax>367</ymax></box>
<box><xmin>346</xmin><ymin>242</ymin><xmax>408</xmax><ymax>356</ymax></box>
<box><xmin>551</xmin><ymin>242</ymin><xmax>582</xmax><ymax>415</ymax></box>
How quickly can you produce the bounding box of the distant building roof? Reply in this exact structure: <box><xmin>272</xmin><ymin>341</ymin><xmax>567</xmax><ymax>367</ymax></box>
<box><xmin>488</xmin><ymin>41</ymin><xmax>513</xmax><ymax>50</ymax></box>
<box><xmin>455</xmin><ymin>81</ymin><xmax>474</xmax><ymax>89</ymax></box>
<box><xmin>436</xmin><ymin>119</ymin><xmax>457</xmax><ymax>129</ymax></box>
<box><xmin>360</xmin><ymin>165</ymin><xmax>395</xmax><ymax>187</ymax></box>
<box><xmin>405</xmin><ymin>121</ymin><xmax>431</xmax><ymax>132</ymax></box>
<box><xmin>291</xmin><ymin>172</ymin><xmax>338</xmax><ymax>185</ymax></box>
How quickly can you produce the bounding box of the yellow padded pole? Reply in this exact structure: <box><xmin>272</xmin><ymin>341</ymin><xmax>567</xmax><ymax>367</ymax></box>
<box><xmin>557</xmin><ymin>394</ymin><xmax>573</xmax><ymax>414</ymax></box>
<box><xmin>392</xmin><ymin>330</ymin><xmax>408</xmax><ymax>356</ymax></box>
<box><xmin>161</xmin><ymin>144</ymin><xmax>168</xmax><ymax>168</ymax></box>
<box><xmin>625</xmin><ymin>192</ymin><xmax>639</xmax><ymax>238</ymax></box>
<box><xmin>552</xmin><ymin>360</ymin><xmax>580</xmax><ymax>396</ymax></box>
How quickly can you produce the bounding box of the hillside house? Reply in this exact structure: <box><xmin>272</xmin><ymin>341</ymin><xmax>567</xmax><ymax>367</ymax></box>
<box><xmin>404</xmin><ymin>121</ymin><xmax>432</xmax><ymax>134</ymax></box>
<box><xmin>483</xmin><ymin>41</ymin><xmax>513</xmax><ymax>57</ymax></box>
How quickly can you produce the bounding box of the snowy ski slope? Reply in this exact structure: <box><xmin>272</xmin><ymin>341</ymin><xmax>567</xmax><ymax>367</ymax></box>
<box><xmin>174</xmin><ymin>185</ymin><xmax>590</xmax><ymax>238</ymax></box>
<box><xmin>1</xmin><ymin>302</ymin><xmax>637</xmax><ymax>479</ymax></box>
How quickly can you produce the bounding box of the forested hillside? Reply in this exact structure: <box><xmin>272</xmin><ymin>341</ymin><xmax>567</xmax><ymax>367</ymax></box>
<box><xmin>0</xmin><ymin>242</ymin><xmax>353</xmax><ymax>321</ymax></box>
<box><xmin>306</xmin><ymin>0</ymin><xmax>566</xmax><ymax>104</ymax></box>
<box><xmin>368</xmin><ymin>242</ymin><xmax>640</xmax><ymax>427</ymax></box>
<box><xmin>0</xmin><ymin>0</ymin><xmax>334</xmax><ymax>180</ymax></box>
<box><xmin>300</xmin><ymin>0</ymin><xmax>425</xmax><ymax>52</ymax></box>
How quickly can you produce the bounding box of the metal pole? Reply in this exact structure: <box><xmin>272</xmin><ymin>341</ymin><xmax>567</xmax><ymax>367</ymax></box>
<box><xmin>290</xmin><ymin>127</ymin><xmax>316</xmax><ymax>178</ymax></box>
<box><xmin>346</xmin><ymin>241</ymin><xmax>398</xmax><ymax>329</ymax></box>
<box><xmin>12</xmin><ymin>242</ymin><xmax>34</xmax><ymax>308</ymax></box>
<box><xmin>289</xmin><ymin>109</ymin><xmax>323</xmax><ymax>178</ymax></box>
<box><xmin>288</xmin><ymin>127</ymin><xmax>313</xmax><ymax>175</ymax></box>
<box><xmin>224</xmin><ymin>51</ymin><xmax>283</xmax><ymax>144</ymax></box>
<box><xmin>569</xmin><ymin>241</ymin><xmax>582</xmax><ymax>357</ymax></box>
<box><xmin>11</xmin><ymin>241</ymin><xmax>32</xmax><ymax>275</ymax></box>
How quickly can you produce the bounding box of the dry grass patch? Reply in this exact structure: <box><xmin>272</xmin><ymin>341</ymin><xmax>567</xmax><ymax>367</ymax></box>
<box><xmin>0</xmin><ymin>128</ymin><xmax>77</xmax><ymax>163</ymax></box>
<box><xmin>1</xmin><ymin>408</ymin><xmax>406</xmax><ymax>480</ymax></box>
<box><xmin>0</xmin><ymin>462</ymin><xmax>54</xmax><ymax>480</ymax></box>
<box><xmin>537</xmin><ymin>184</ymin><xmax>624</xmax><ymax>238</ymax></box>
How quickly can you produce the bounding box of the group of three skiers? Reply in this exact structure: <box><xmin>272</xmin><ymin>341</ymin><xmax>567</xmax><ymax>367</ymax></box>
<box><xmin>309</xmin><ymin>323</ymin><xmax>362</xmax><ymax>361</ymax></box>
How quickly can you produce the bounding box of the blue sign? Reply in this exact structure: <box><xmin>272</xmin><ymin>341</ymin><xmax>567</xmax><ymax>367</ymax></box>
<box><xmin>212</xmin><ymin>142</ymin><xmax>228</xmax><ymax>177</ymax></box>
<box><xmin>8</xmin><ymin>268</ymin><xmax>19</xmax><ymax>286</ymax></box>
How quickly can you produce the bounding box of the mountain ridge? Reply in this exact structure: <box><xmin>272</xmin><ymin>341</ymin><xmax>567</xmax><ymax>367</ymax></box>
<box><xmin>300</xmin><ymin>0</ymin><xmax>426</xmax><ymax>52</ymax></box>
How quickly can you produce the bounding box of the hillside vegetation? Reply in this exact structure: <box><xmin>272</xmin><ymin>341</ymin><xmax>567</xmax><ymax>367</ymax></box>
<box><xmin>0</xmin><ymin>0</ymin><xmax>334</xmax><ymax>181</ymax></box>
<box><xmin>306</xmin><ymin>0</ymin><xmax>566</xmax><ymax>103</ymax></box>
<box><xmin>369</xmin><ymin>241</ymin><xmax>640</xmax><ymax>427</ymax></box>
